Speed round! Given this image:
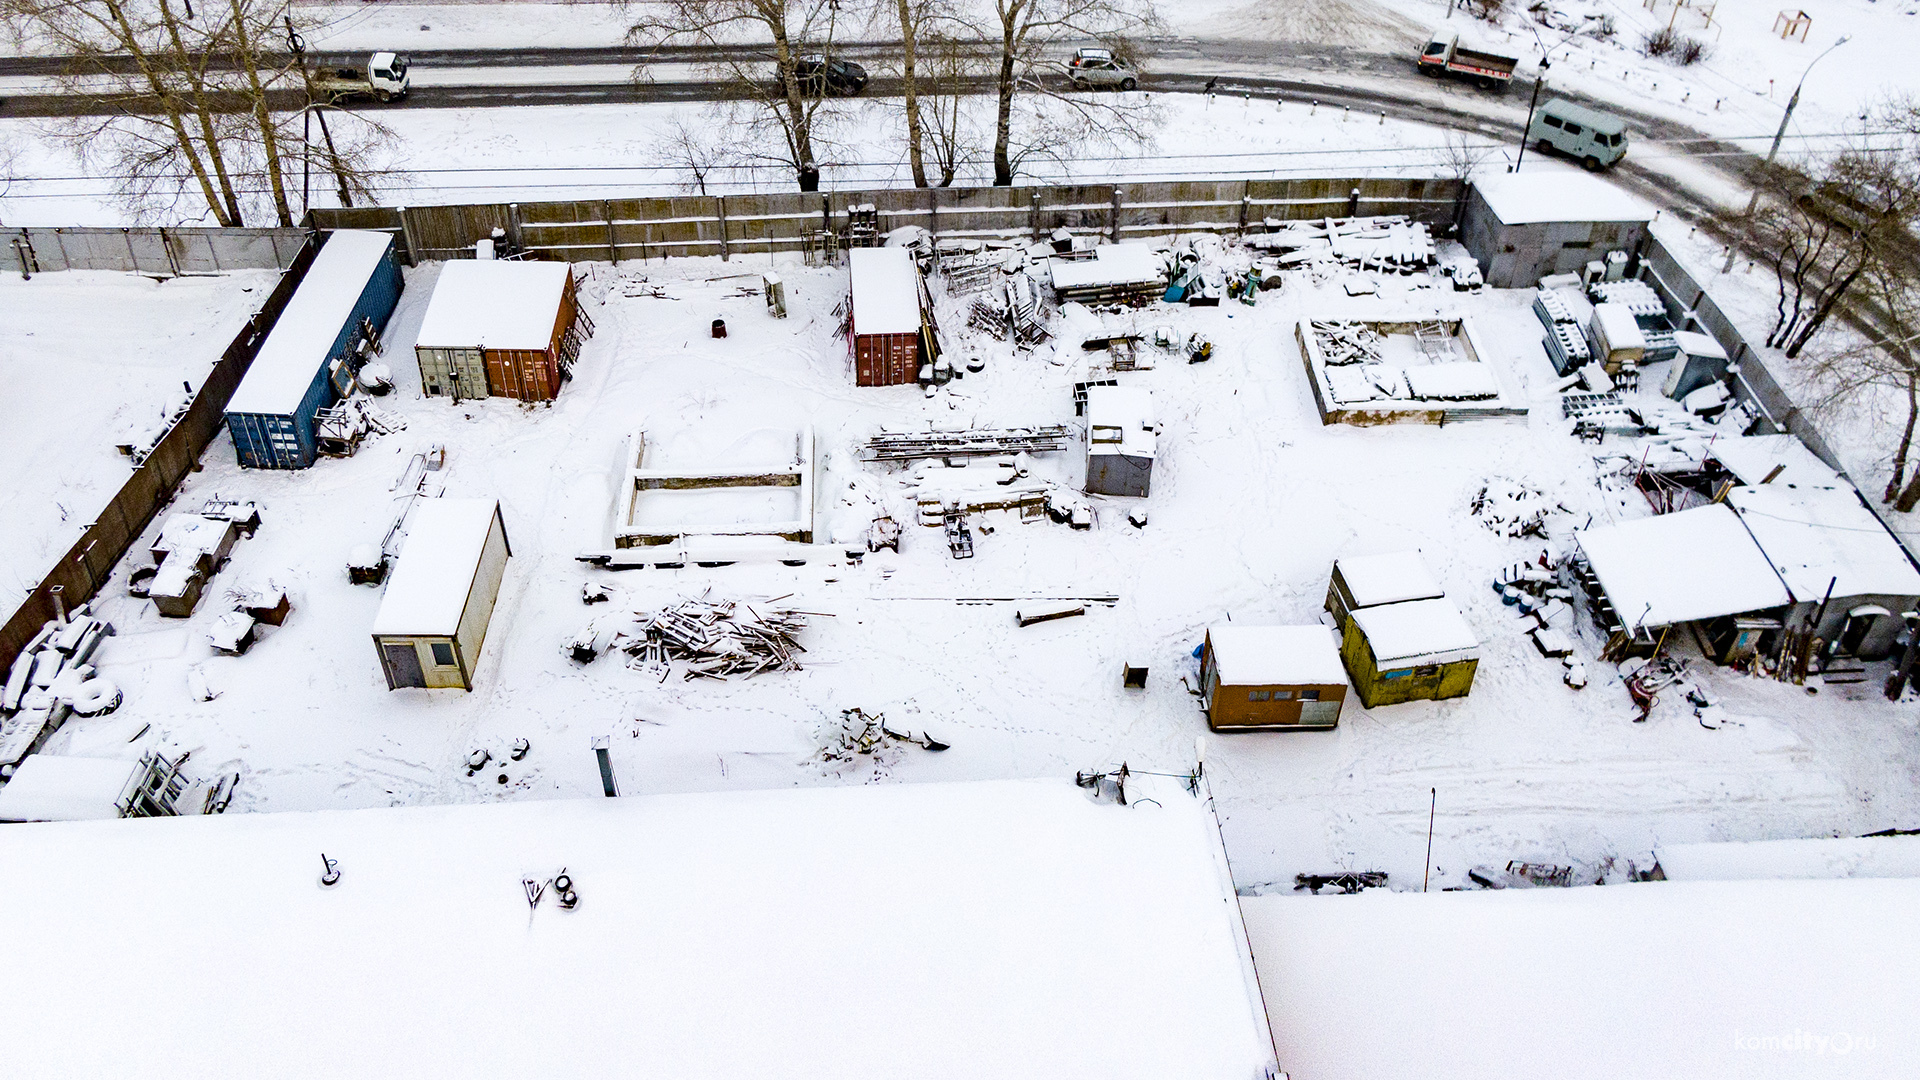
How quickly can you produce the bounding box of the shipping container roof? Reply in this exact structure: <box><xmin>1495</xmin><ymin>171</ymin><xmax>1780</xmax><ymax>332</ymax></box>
<box><xmin>371</xmin><ymin>498</ymin><xmax>501</xmax><ymax>637</ymax></box>
<box><xmin>848</xmin><ymin>247</ymin><xmax>923</xmax><ymax>335</ymax></box>
<box><xmin>1350</xmin><ymin>597</ymin><xmax>1479</xmax><ymax>666</ymax></box>
<box><xmin>0</xmin><ymin>777</ymin><xmax>1276</xmax><ymax>1079</ymax></box>
<box><xmin>227</xmin><ymin>230</ymin><xmax>393</xmax><ymax>416</ymax></box>
<box><xmin>1208</xmin><ymin>625</ymin><xmax>1347</xmax><ymax>685</ymax></box>
<box><xmin>1335</xmin><ymin>550</ymin><xmax>1445</xmax><ymax>609</ymax></box>
<box><xmin>414</xmin><ymin>260</ymin><xmax>571</xmax><ymax>351</ymax></box>
<box><xmin>1575</xmin><ymin>504</ymin><xmax>1789</xmax><ymax>628</ymax></box>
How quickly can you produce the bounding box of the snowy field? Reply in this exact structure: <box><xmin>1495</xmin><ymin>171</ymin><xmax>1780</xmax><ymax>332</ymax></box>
<box><xmin>0</xmin><ymin>269</ymin><xmax>281</xmax><ymax>606</ymax></box>
<box><xmin>32</xmin><ymin>238</ymin><xmax>1918</xmax><ymax>892</ymax></box>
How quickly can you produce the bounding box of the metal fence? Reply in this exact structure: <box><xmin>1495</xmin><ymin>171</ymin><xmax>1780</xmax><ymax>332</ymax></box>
<box><xmin>0</xmin><ymin>234</ymin><xmax>321</xmax><ymax>679</ymax></box>
<box><xmin>1637</xmin><ymin>238</ymin><xmax>1848</xmax><ymax>473</ymax></box>
<box><xmin>310</xmin><ymin>177</ymin><xmax>1464</xmax><ymax>265</ymax></box>
<box><xmin>4</xmin><ymin>226</ymin><xmax>307</xmax><ymax>276</ymax></box>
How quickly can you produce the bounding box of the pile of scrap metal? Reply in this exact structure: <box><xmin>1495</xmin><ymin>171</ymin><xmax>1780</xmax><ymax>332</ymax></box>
<box><xmin>574</xmin><ymin>596</ymin><xmax>815</xmax><ymax>680</ymax></box>
<box><xmin>1248</xmin><ymin>215</ymin><xmax>1436</xmax><ymax>273</ymax></box>
<box><xmin>866</xmin><ymin>425</ymin><xmax>1073</xmax><ymax>461</ymax></box>
<box><xmin>1</xmin><ymin>605</ymin><xmax>121</xmax><ymax>773</ymax></box>
<box><xmin>315</xmin><ymin>397</ymin><xmax>406</xmax><ymax>458</ymax></box>
<box><xmin>128</xmin><ymin>499</ymin><xmax>260</xmax><ymax>618</ymax></box>
<box><xmin>966</xmin><ymin>267</ymin><xmax>1049</xmax><ymax>346</ymax></box>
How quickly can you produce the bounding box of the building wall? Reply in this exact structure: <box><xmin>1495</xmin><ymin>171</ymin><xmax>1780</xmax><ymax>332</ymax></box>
<box><xmin>1339</xmin><ymin>619</ymin><xmax>1478</xmax><ymax>707</ymax></box>
<box><xmin>1208</xmin><ymin>681</ymin><xmax>1347</xmax><ymax>730</ymax></box>
<box><xmin>1796</xmin><ymin>595</ymin><xmax>1919</xmax><ymax>660</ymax></box>
<box><xmin>374</xmin><ymin>634</ymin><xmax>468</xmax><ymax>689</ymax></box>
<box><xmin>453</xmin><ymin>509</ymin><xmax>512</xmax><ymax>685</ymax></box>
<box><xmin>1458</xmin><ymin>185</ymin><xmax>1649</xmax><ymax>288</ymax></box>
<box><xmin>1087</xmin><ymin>452</ymin><xmax>1152</xmax><ymax>498</ymax></box>
<box><xmin>854</xmin><ymin>331</ymin><xmax>919</xmax><ymax>386</ymax></box>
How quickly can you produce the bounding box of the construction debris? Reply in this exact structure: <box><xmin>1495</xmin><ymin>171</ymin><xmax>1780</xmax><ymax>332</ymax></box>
<box><xmin>867</xmin><ymin>426</ymin><xmax>1073</xmax><ymax>461</ymax></box>
<box><xmin>1249</xmin><ymin>215</ymin><xmax>1435</xmax><ymax>273</ymax></box>
<box><xmin>2</xmin><ymin>606</ymin><xmax>121</xmax><ymax>769</ymax></box>
<box><xmin>1293</xmin><ymin>871</ymin><xmax>1389</xmax><ymax>894</ymax></box>
<box><xmin>601</xmin><ymin>596</ymin><xmax>816</xmax><ymax>680</ymax></box>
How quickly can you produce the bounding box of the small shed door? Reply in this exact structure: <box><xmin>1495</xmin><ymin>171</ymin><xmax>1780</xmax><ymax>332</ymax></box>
<box><xmin>383</xmin><ymin>642</ymin><xmax>426</xmax><ymax>688</ymax></box>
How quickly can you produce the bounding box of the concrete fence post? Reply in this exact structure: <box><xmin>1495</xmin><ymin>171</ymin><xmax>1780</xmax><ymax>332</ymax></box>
<box><xmin>1110</xmin><ymin>187</ymin><xmax>1123</xmax><ymax>243</ymax></box>
<box><xmin>717</xmin><ymin>195</ymin><xmax>731</xmax><ymax>262</ymax></box>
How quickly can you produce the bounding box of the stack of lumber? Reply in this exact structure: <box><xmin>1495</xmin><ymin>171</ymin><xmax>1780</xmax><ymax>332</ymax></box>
<box><xmin>1250</xmin><ymin>215</ymin><xmax>1435</xmax><ymax>272</ymax></box>
<box><xmin>613</xmin><ymin>597</ymin><xmax>812</xmax><ymax>680</ymax></box>
<box><xmin>1307</xmin><ymin>320</ymin><xmax>1384</xmax><ymax>365</ymax></box>
<box><xmin>868</xmin><ymin>426</ymin><xmax>1072</xmax><ymax>461</ymax></box>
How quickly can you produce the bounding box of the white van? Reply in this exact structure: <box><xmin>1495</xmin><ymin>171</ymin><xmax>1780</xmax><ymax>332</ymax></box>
<box><xmin>1526</xmin><ymin>98</ymin><xmax>1627</xmax><ymax>170</ymax></box>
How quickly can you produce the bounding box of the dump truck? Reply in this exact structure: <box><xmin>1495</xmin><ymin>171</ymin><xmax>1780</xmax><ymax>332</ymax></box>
<box><xmin>1417</xmin><ymin>29</ymin><xmax>1518</xmax><ymax>90</ymax></box>
<box><xmin>312</xmin><ymin>51</ymin><xmax>411</xmax><ymax>103</ymax></box>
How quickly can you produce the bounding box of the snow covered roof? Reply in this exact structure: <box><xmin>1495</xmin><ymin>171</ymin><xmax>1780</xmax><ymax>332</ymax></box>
<box><xmin>1241</xmin><ymin>879</ymin><xmax>1919</xmax><ymax>1080</ymax></box>
<box><xmin>371</xmin><ymin>498</ymin><xmax>502</xmax><ymax>637</ymax></box>
<box><xmin>415</xmin><ymin>260</ymin><xmax>570</xmax><ymax>351</ymax></box>
<box><xmin>1335</xmin><ymin>550</ymin><xmax>1445</xmax><ymax>609</ymax></box>
<box><xmin>1728</xmin><ymin>485</ymin><xmax>1920</xmax><ymax>602</ymax></box>
<box><xmin>0</xmin><ymin>756</ymin><xmax>138</xmax><ymax>822</ymax></box>
<box><xmin>1208</xmin><ymin>625</ymin><xmax>1348</xmax><ymax>686</ymax></box>
<box><xmin>848</xmin><ymin>247</ymin><xmax>923</xmax><ymax>335</ymax></box>
<box><xmin>1657</xmin><ymin>835</ymin><xmax>1920</xmax><ymax>882</ymax></box>
<box><xmin>1048</xmin><ymin>245</ymin><xmax>1167</xmax><ymax>291</ymax></box>
<box><xmin>1473</xmin><ymin>174</ymin><xmax>1652</xmax><ymax>226</ymax></box>
<box><xmin>1710</xmin><ymin>433</ymin><xmax>1841</xmax><ymax>490</ymax></box>
<box><xmin>1575</xmin><ymin>505</ymin><xmax>1790</xmax><ymax>627</ymax></box>
<box><xmin>227</xmin><ymin>230</ymin><xmax>392</xmax><ymax>416</ymax></box>
<box><xmin>1350</xmin><ymin>598</ymin><xmax>1478</xmax><ymax>666</ymax></box>
<box><xmin>0</xmin><ymin>778</ymin><xmax>1277</xmax><ymax>1079</ymax></box>
<box><xmin>1670</xmin><ymin>330</ymin><xmax>1727</xmax><ymax>362</ymax></box>
<box><xmin>1086</xmin><ymin>385</ymin><xmax>1156</xmax><ymax>459</ymax></box>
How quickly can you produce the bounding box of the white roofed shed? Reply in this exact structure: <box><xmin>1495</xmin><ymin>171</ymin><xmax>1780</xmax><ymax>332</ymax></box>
<box><xmin>372</xmin><ymin>498</ymin><xmax>512</xmax><ymax>690</ymax></box>
<box><xmin>1084</xmin><ymin>385</ymin><xmax>1156</xmax><ymax>497</ymax></box>
<box><xmin>1330</xmin><ymin>550</ymin><xmax>1445</xmax><ymax>618</ymax></box>
<box><xmin>1350</xmin><ymin>598</ymin><xmax>1479</xmax><ymax>667</ymax></box>
<box><xmin>1208</xmin><ymin>626</ymin><xmax>1348</xmax><ymax>686</ymax></box>
<box><xmin>847</xmin><ymin>248</ymin><xmax>922</xmax><ymax>335</ymax></box>
<box><xmin>1460</xmin><ymin>175</ymin><xmax>1653</xmax><ymax>288</ymax></box>
<box><xmin>1575</xmin><ymin>504</ymin><xmax>1790</xmax><ymax>629</ymax></box>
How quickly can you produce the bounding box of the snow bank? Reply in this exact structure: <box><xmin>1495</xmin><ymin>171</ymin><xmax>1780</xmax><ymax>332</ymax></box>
<box><xmin>0</xmin><ymin>777</ymin><xmax>1276</xmax><ymax>1080</ymax></box>
<box><xmin>1244</xmin><ymin>879</ymin><xmax>1919</xmax><ymax>1080</ymax></box>
<box><xmin>1658</xmin><ymin>834</ymin><xmax>1920</xmax><ymax>882</ymax></box>
<box><xmin>0</xmin><ymin>755</ymin><xmax>139</xmax><ymax>821</ymax></box>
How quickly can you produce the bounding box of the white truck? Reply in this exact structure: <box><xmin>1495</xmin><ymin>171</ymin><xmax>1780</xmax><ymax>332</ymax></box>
<box><xmin>1417</xmin><ymin>29</ymin><xmax>1518</xmax><ymax>91</ymax></box>
<box><xmin>312</xmin><ymin>52</ymin><xmax>411</xmax><ymax>103</ymax></box>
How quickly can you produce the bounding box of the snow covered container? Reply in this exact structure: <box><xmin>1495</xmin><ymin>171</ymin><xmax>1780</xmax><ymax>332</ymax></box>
<box><xmin>1343</xmin><ymin>597</ymin><xmax>1480</xmax><ymax>707</ymax></box>
<box><xmin>225</xmin><ymin>230</ymin><xmax>402</xmax><ymax>469</ymax></box>
<box><xmin>1728</xmin><ymin>485</ymin><xmax>1920</xmax><ymax>660</ymax></box>
<box><xmin>0</xmin><ymin>777</ymin><xmax>1280</xmax><ymax>1079</ymax></box>
<box><xmin>371</xmin><ymin>498</ymin><xmax>511</xmax><ymax>691</ymax></box>
<box><xmin>0</xmin><ymin>755</ymin><xmax>141</xmax><ymax>822</ymax></box>
<box><xmin>1587</xmin><ymin>302</ymin><xmax>1645</xmax><ymax>375</ymax></box>
<box><xmin>1201</xmin><ymin>625</ymin><xmax>1349</xmax><ymax>731</ymax></box>
<box><xmin>848</xmin><ymin>247</ymin><xmax>935</xmax><ymax>387</ymax></box>
<box><xmin>414</xmin><ymin>260</ymin><xmax>583</xmax><ymax>401</ymax></box>
<box><xmin>1325</xmin><ymin>550</ymin><xmax>1445</xmax><ymax>634</ymax></box>
<box><xmin>1084</xmin><ymin>385</ymin><xmax>1155</xmax><ymax>497</ymax></box>
<box><xmin>1458</xmin><ymin>174</ymin><xmax>1651</xmax><ymax>288</ymax></box>
<box><xmin>1048</xmin><ymin>244</ymin><xmax>1167</xmax><ymax>303</ymax></box>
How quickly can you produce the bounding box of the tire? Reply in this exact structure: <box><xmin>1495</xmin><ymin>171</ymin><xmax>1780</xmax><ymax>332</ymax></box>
<box><xmin>1120</xmin><ymin>77</ymin><xmax>1137</xmax><ymax>91</ymax></box>
<box><xmin>375</xmin><ymin>89</ymin><xmax>391</xmax><ymax>103</ymax></box>
<box><xmin>1583</xmin><ymin>155</ymin><xmax>1602</xmax><ymax>172</ymax></box>
<box><xmin>1419</xmin><ymin>63</ymin><xmax>1442</xmax><ymax>78</ymax></box>
<box><xmin>1477</xmin><ymin>76</ymin><xmax>1495</xmax><ymax>91</ymax></box>
<box><xmin>1536</xmin><ymin>139</ymin><xmax>1554</xmax><ymax>157</ymax></box>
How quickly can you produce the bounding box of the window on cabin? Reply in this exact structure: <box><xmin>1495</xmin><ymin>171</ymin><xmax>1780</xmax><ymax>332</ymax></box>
<box><xmin>1274</xmin><ymin>690</ymin><xmax>1293</xmax><ymax>700</ymax></box>
<box><xmin>1299</xmin><ymin>689</ymin><xmax>1321</xmax><ymax>701</ymax></box>
<box><xmin>431</xmin><ymin>642</ymin><xmax>457</xmax><ymax>667</ymax></box>
<box><xmin>1248</xmin><ymin>690</ymin><xmax>1270</xmax><ymax>702</ymax></box>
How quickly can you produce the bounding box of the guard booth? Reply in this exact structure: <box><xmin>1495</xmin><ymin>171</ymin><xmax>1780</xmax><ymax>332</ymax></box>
<box><xmin>371</xmin><ymin>499</ymin><xmax>511</xmax><ymax>691</ymax></box>
<box><xmin>1084</xmin><ymin>386</ymin><xmax>1155</xmax><ymax>498</ymax></box>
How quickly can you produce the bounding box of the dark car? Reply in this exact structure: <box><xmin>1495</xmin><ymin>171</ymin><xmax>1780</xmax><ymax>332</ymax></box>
<box><xmin>789</xmin><ymin>55</ymin><xmax>868</xmax><ymax>96</ymax></box>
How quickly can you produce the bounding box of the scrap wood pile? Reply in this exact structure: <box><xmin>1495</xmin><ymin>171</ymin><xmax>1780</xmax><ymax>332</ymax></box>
<box><xmin>1471</xmin><ymin>478</ymin><xmax>1566</xmax><ymax>538</ymax></box>
<box><xmin>867</xmin><ymin>425</ymin><xmax>1072</xmax><ymax>461</ymax></box>
<box><xmin>1308</xmin><ymin>320</ymin><xmax>1384</xmax><ymax>365</ymax></box>
<box><xmin>1250</xmin><ymin>215</ymin><xmax>1435</xmax><ymax>272</ymax></box>
<box><xmin>579</xmin><ymin>595</ymin><xmax>816</xmax><ymax>680</ymax></box>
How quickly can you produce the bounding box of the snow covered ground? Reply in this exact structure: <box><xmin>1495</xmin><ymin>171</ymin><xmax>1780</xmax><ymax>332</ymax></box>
<box><xmin>31</xmin><ymin>238</ymin><xmax>1918</xmax><ymax>892</ymax></box>
<box><xmin>0</xmin><ymin>268</ymin><xmax>281</xmax><ymax>606</ymax></box>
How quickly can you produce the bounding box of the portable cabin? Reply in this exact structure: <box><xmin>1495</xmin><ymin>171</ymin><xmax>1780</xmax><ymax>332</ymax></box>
<box><xmin>1661</xmin><ymin>330</ymin><xmax>1731</xmax><ymax>400</ymax></box>
<box><xmin>1458</xmin><ymin>174</ymin><xmax>1651</xmax><ymax>288</ymax></box>
<box><xmin>225</xmin><ymin>230</ymin><xmax>402</xmax><ymax>469</ymax></box>
<box><xmin>371</xmin><ymin>499</ymin><xmax>511</xmax><ymax>691</ymax></box>
<box><xmin>1573</xmin><ymin>504</ymin><xmax>1790</xmax><ymax>664</ymax></box>
<box><xmin>1325</xmin><ymin>550</ymin><xmax>1445</xmax><ymax>634</ymax></box>
<box><xmin>848</xmin><ymin>247</ymin><xmax>936</xmax><ymax>387</ymax></box>
<box><xmin>1342</xmin><ymin>597</ymin><xmax>1480</xmax><ymax>707</ymax></box>
<box><xmin>1728</xmin><ymin>485</ymin><xmax>1920</xmax><ymax>660</ymax></box>
<box><xmin>414</xmin><ymin>260</ymin><xmax>582</xmax><ymax>401</ymax></box>
<box><xmin>1084</xmin><ymin>385</ymin><xmax>1155</xmax><ymax>497</ymax></box>
<box><xmin>1200</xmin><ymin>626</ymin><xmax>1349</xmax><ymax>731</ymax></box>
<box><xmin>1587</xmin><ymin>302</ymin><xmax>1646</xmax><ymax>375</ymax></box>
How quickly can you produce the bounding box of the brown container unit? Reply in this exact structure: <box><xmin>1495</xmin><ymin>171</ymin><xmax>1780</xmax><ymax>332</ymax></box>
<box><xmin>1200</xmin><ymin>626</ymin><xmax>1350</xmax><ymax>731</ymax></box>
<box><xmin>415</xmin><ymin>260</ymin><xmax>588</xmax><ymax>402</ymax></box>
<box><xmin>848</xmin><ymin>247</ymin><xmax>936</xmax><ymax>387</ymax></box>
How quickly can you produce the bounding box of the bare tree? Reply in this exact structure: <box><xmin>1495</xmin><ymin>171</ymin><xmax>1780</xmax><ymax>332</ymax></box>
<box><xmin>626</xmin><ymin>0</ymin><xmax>848</xmax><ymax>192</ymax></box>
<box><xmin>975</xmin><ymin>0</ymin><xmax>1159</xmax><ymax>186</ymax></box>
<box><xmin>1721</xmin><ymin>152</ymin><xmax>1920</xmax><ymax>359</ymax></box>
<box><xmin>653</xmin><ymin>114</ymin><xmax>731</xmax><ymax>194</ymax></box>
<box><xmin>917</xmin><ymin>30</ymin><xmax>983</xmax><ymax>185</ymax></box>
<box><xmin>1802</xmin><ymin>267</ymin><xmax>1920</xmax><ymax>509</ymax></box>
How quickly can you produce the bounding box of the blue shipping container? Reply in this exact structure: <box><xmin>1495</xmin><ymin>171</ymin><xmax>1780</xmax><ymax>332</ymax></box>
<box><xmin>225</xmin><ymin>230</ymin><xmax>403</xmax><ymax>469</ymax></box>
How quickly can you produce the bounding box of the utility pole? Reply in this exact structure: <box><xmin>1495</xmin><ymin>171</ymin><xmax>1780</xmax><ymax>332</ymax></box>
<box><xmin>1512</xmin><ymin>58</ymin><xmax>1550</xmax><ymax>171</ymax></box>
<box><xmin>1423</xmin><ymin>788</ymin><xmax>1437</xmax><ymax>892</ymax></box>
<box><xmin>1743</xmin><ymin>35</ymin><xmax>1849</xmax><ymax>216</ymax></box>
<box><xmin>286</xmin><ymin>15</ymin><xmax>354</xmax><ymax>209</ymax></box>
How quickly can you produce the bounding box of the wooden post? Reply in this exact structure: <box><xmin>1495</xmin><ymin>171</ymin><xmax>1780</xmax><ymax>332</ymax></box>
<box><xmin>716</xmin><ymin>195</ymin><xmax>730</xmax><ymax>262</ymax></box>
<box><xmin>605</xmin><ymin>200</ymin><xmax>618</xmax><ymax>265</ymax></box>
<box><xmin>396</xmin><ymin>207</ymin><xmax>419</xmax><ymax>267</ymax></box>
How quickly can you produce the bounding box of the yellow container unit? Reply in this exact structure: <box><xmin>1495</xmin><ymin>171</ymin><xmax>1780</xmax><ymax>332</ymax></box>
<box><xmin>1341</xmin><ymin>598</ymin><xmax>1480</xmax><ymax>707</ymax></box>
<box><xmin>371</xmin><ymin>499</ymin><xmax>512</xmax><ymax>691</ymax></box>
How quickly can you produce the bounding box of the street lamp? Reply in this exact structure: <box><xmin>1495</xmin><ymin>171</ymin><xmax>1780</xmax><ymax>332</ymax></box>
<box><xmin>1513</xmin><ymin>56</ymin><xmax>1550</xmax><ymax>171</ymax></box>
<box><xmin>1743</xmin><ymin>35</ymin><xmax>1850</xmax><ymax>215</ymax></box>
